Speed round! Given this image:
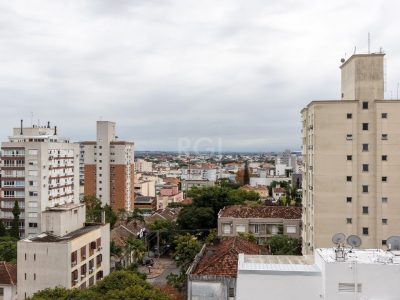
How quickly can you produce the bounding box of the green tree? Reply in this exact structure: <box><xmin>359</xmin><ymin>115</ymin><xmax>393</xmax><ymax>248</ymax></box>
<box><xmin>267</xmin><ymin>235</ymin><xmax>301</xmax><ymax>255</ymax></box>
<box><xmin>0</xmin><ymin>236</ymin><xmax>17</xmax><ymax>263</ymax></box>
<box><xmin>84</xmin><ymin>195</ymin><xmax>102</xmax><ymax>223</ymax></box>
<box><xmin>216</xmin><ymin>178</ymin><xmax>240</xmax><ymax>189</ymax></box>
<box><xmin>0</xmin><ymin>220</ymin><xmax>7</xmax><ymax>236</ymax></box>
<box><xmin>9</xmin><ymin>201</ymin><xmax>20</xmax><ymax>239</ymax></box>
<box><xmin>127</xmin><ymin>208</ymin><xmax>145</xmax><ymax>223</ymax></box>
<box><xmin>238</xmin><ymin>232</ymin><xmax>257</xmax><ymax>243</ymax></box>
<box><xmin>173</xmin><ymin>234</ymin><xmax>201</xmax><ymax>273</ymax></box>
<box><xmin>177</xmin><ymin>206</ymin><xmax>215</xmax><ymax>230</ymax></box>
<box><xmin>30</xmin><ymin>271</ymin><xmax>169</xmax><ymax>300</ymax></box>
<box><xmin>126</xmin><ymin>237</ymin><xmax>146</xmax><ymax>264</ymax></box>
<box><xmin>104</xmin><ymin>205</ymin><xmax>117</xmax><ymax>228</ymax></box>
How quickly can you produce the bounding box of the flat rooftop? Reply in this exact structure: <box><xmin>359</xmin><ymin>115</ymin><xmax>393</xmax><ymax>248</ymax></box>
<box><xmin>238</xmin><ymin>254</ymin><xmax>319</xmax><ymax>274</ymax></box>
<box><xmin>45</xmin><ymin>203</ymin><xmax>84</xmax><ymax>211</ymax></box>
<box><xmin>22</xmin><ymin>224</ymin><xmax>102</xmax><ymax>243</ymax></box>
<box><xmin>317</xmin><ymin>248</ymin><xmax>400</xmax><ymax>265</ymax></box>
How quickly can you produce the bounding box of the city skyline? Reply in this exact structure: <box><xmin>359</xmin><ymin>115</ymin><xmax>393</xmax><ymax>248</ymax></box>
<box><xmin>1</xmin><ymin>1</ymin><xmax>400</xmax><ymax>151</ymax></box>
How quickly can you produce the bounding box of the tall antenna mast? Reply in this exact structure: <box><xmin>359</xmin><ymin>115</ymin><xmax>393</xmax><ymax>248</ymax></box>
<box><xmin>368</xmin><ymin>32</ymin><xmax>371</xmax><ymax>54</ymax></box>
<box><xmin>397</xmin><ymin>82</ymin><xmax>399</xmax><ymax>100</ymax></box>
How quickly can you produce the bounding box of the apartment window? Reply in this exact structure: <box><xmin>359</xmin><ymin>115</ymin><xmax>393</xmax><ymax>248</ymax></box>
<box><xmin>362</xmin><ymin>101</ymin><xmax>368</xmax><ymax>109</ymax></box>
<box><xmin>382</xmin><ymin>134</ymin><xmax>388</xmax><ymax>140</ymax></box>
<box><xmin>34</xmin><ymin>254</ymin><xmax>36</xmax><ymax>261</ymax></box>
<box><xmin>254</xmin><ymin>224</ymin><xmax>260</xmax><ymax>234</ymax></box>
<box><xmin>236</xmin><ymin>225</ymin><xmax>246</xmax><ymax>233</ymax></box>
<box><xmin>362</xmin><ymin>185</ymin><xmax>369</xmax><ymax>193</ymax></box>
<box><xmin>362</xmin><ymin>144</ymin><xmax>368</xmax><ymax>152</ymax></box>
<box><xmin>222</xmin><ymin>223</ymin><xmax>231</xmax><ymax>234</ymax></box>
<box><xmin>362</xmin><ymin>227</ymin><xmax>369</xmax><ymax>235</ymax></box>
<box><xmin>81</xmin><ymin>246</ymin><xmax>86</xmax><ymax>260</ymax></box>
<box><xmin>0</xmin><ymin>288</ymin><xmax>3</xmax><ymax>296</ymax></box>
<box><xmin>346</xmin><ymin>176</ymin><xmax>352</xmax><ymax>182</ymax></box>
<box><xmin>362</xmin><ymin>164</ymin><xmax>369</xmax><ymax>172</ymax></box>
<box><xmin>34</xmin><ymin>273</ymin><xmax>36</xmax><ymax>280</ymax></box>
<box><xmin>347</xmin><ymin>155</ymin><xmax>352</xmax><ymax>161</ymax></box>
<box><xmin>362</xmin><ymin>123</ymin><xmax>368</xmax><ymax>130</ymax></box>
<box><xmin>346</xmin><ymin>197</ymin><xmax>352</xmax><ymax>203</ymax></box>
<box><xmin>286</xmin><ymin>226</ymin><xmax>297</xmax><ymax>234</ymax></box>
<box><xmin>25</xmin><ymin>273</ymin><xmax>27</xmax><ymax>280</ymax></box>
<box><xmin>382</xmin><ymin>155</ymin><xmax>387</xmax><ymax>161</ymax></box>
<box><xmin>382</xmin><ymin>176</ymin><xmax>387</xmax><ymax>182</ymax></box>
<box><xmin>382</xmin><ymin>218</ymin><xmax>388</xmax><ymax>225</ymax></box>
<box><xmin>346</xmin><ymin>218</ymin><xmax>352</xmax><ymax>224</ymax></box>
<box><xmin>229</xmin><ymin>288</ymin><xmax>235</xmax><ymax>298</ymax></box>
<box><xmin>382</xmin><ymin>197</ymin><xmax>388</xmax><ymax>203</ymax></box>
<box><xmin>347</xmin><ymin>113</ymin><xmax>352</xmax><ymax>119</ymax></box>
<box><xmin>339</xmin><ymin>283</ymin><xmax>362</xmax><ymax>293</ymax></box>
<box><xmin>382</xmin><ymin>113</ymin><xmax>388</xmax><ymax>118</ymax></box>
<box><xmin>346</xmin><ymin>134</ymin><xmax>353</xmax><ymax>141</ymax></box>
<box><xmin>71</xmin><ymin>251</ymin><xmax>77</xmax><ymax>267</ymax></box>
<box><xmin>362</xmin><ymin>206</ymin><xmax>369</xmax><ymax>214</ymax></box>
<box><xmin>28</xmin><ymin>223</ymin><xmax>38</xmax><ymax>228</ymax></box>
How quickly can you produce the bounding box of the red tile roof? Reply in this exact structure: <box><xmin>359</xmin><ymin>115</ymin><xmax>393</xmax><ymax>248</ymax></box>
<box><xmin>192</xmin><ymin>237</ymin><xmax>260</xmax><ymax>277</ymax></box>
<box><xmin>273</xmin><ymin>187</ymin><xmax>285</xmax><ymax>193</ymax></box>
<box><xmin>0</xmin><ymin>262</ymin><xmax>17</xmax><ymax>285</ymax></box>
<box><xmin>219</xmin><ymin>205</ymin><xmax>302</xmax><ymax>219</ymax></box>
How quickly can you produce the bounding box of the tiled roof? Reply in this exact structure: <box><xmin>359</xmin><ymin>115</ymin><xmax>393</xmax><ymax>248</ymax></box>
<box><xmin>192</xmin><ymin>237</ymin><xmax>260</xmax><ymax>277</ymax></box>
<box><xmin>273</xmin><ymin>187</ymin><xmax>285</xmax><ymax>193</ymax></box>
<box><xmin>219</xmin><ymin>205</ymin><xmax>302</xmax><ymax>219</ymax></box>
<box><xmin>0</xmin><ymin>262</ymin><xmax>17</xmax><ymax>285</ymax></box>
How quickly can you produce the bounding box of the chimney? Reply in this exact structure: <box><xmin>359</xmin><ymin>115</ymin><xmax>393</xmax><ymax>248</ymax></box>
<box><xmin>20</xmin><ymin>119</ymin><xmax>23</xmax><ymax>135</ymax></box>
<box><xmin>54</xmin><ymin>126</ymin><xmax>57</xmax><ymax>135</ymax></box>
<box><xmin>47</xmin><ymin>121</ymin><xmax>50</xmax><ymax>128</ymax></box>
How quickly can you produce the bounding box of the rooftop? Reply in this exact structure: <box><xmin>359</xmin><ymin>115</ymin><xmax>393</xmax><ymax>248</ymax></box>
<box><xmin>134</xmin><ymin>196</ymin><xmax>156</xmax><ymax>204</ymax></box>
<box><xmin>317</xmin><ymin>248</ymin><xmax>400</xmax><ymax>265</ymax></box>
<box><xmin>238</xmin><ymin>254</ymin><xmax>320</xmax><ymax>274</ymax></box>
<box><xmin>23</xmin><ymin>224</ymin><xmax>103</xmax><ymax>243</ymax></box>
<box><xmin>219</xmin><ymin>205</ymin><xmax>302</xmax><ymax>219</ymax></box>
<box><xmin>45</xmin><ymin>202</ymin><xmax>84</xmax><ymax>212</ymax></box>
<box><xmin>0</xmin><ymin>262</ymin><xmax>17</xmax><ymax>285</ymax></box>
<box><xmin>190</xmin><ymin>237</ymin><xmax>260</xmax><ymax>278</ymax></box>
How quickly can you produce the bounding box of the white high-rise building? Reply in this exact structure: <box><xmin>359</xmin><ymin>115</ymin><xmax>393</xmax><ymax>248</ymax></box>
<box><xmin>0</xmin><ymin>121</ymin><xmax>79</xmax><ymax>237</ymax></box>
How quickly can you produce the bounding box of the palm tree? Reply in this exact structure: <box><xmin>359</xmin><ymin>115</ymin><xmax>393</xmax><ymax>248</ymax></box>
<box><xmin>126</xmin><ymin>237</ymin><xmax>145</xmax><ymax>264</ymax></box>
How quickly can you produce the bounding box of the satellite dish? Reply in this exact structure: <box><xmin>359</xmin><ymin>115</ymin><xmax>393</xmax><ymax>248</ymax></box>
<box><xmin>387</xmin><ymin>236</ymin><xmax>400</xmax><ymax>250</ymax></box>
<box><xmin>332</xmin><ymin>233</ymin><xmax>346</xmax><ymax>245</ymax></box>
<box><xmin>347</xmin><ymin>235</ymin><xmax>362</xmax><ymax>248</ymax></box>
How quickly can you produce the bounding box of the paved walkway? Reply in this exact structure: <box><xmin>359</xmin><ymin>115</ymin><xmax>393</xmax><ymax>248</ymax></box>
<box><xmin>143</xmin><ymin>258</ymin><xmax>180</xmax><ymax>285</ymax></box>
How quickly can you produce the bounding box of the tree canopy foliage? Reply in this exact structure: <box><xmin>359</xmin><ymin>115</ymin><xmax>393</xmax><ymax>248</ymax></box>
<box><xmin>0</xmin><ymin>236</ymin><xmax>17</xmax><ymax>263</ymax></box>
<box><xmin>177</xmin><ymin>206</ymin><xmax>215</xmax><ymax>230</ymax></box>
<box><xmin>267</xmin><ymin>235</ymin><xmax>302</xmax><ymax>255</ymax></box>
<box><xmin>29</xmin><ymin>270</ymin><xmax>170</xmax><ymax>300</ymax></box>
<box><xmin>10</xmin><ymin>201</ymin><xmax>20</xmax><ymax>239</ymax></box>
<box><xmin>83</xmin><ymin>195</ymin><xmax>117</xmax><ymax>228</ymax></box>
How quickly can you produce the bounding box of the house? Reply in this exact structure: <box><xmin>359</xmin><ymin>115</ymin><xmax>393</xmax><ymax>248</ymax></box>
<box><xmin>187</xmin><ymin>237</ymin><xmax>260</xmax><ymax>300</ymax></box>
<box><xmin>156</xmin><ymin>184</ymin><xmax>184</xmax><ymax>209</ymax></box>
<box><xmin>134</xmin><ymin>196</ymin><xmax>156</xmax><ymax>211</ymax></box>
<box><xmin>237</xmin><ymin>247</ymin><xmax>400</xmax><ymax>300</ymax></box>
<box><xmin>0</xmin><ymin>262</ymin><xmax>17</xmax><ymax>300</ymax></box>
<box><xmin>218</xmin><ymin>205</ymin><xmax>302</xmax><ymax>244</ymax></box>
<box><xmin>181</xmin><ymin>179</ymin><xmax>214</xmax><ymax>192</ymax></box>
<box><xmin>272</xmin><ymin>185</ymin><xmax>285</xmax><ymax>201</ymax></box>
<box><xmin>240</xmin><ymin>185</ymin><xmax>268</xmax><ymax>199</ymax></box>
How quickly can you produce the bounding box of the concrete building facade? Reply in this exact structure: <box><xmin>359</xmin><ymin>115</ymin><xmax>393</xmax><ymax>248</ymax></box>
<box><xmin>0</xmin><ymin>122</ymin><xmax>79</xmax><ymax>237</ymax></box>
<box><xmin>17</xmin><ymin>203</ymin><xmax>110</xmax><ymax>300</ymax></box>
<box><xmin>83</xmin><ymin>121</ymin><xmax>134</xmax><ymax>212</ymax></box>
<box><xmin>302</xmin><ymin>52</ymin><xmax>400</xmax><ymax>254</ymax></box>
<box><xmin>236</xmin><ymin>248</ymin><xmax>400</xmax><ymax>300</ymax></box>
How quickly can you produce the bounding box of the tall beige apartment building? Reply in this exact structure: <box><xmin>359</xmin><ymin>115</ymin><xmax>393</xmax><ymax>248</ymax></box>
<box><xmin>0</xmin><ymin>122</ymin><xmax>79</xmax><ymax>237</ymax></box>
<box><xmin>302</xmin><ymin>52</ymin><xmax>400</xmax><ymax>254</ymax></box>
<box><xmin>82</xmin><ymin>121</ymin><xmax>134</xmax><ymax>212</ymax></box>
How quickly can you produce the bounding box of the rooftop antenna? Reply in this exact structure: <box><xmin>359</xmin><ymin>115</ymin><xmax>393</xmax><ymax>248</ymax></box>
<box><xmin>354</xmin><ymin>46</ymin><xmax>357</xmax><ymax>55</ymax></box>
<box><xmin>368</xmin><ymin>32</ymin><xmax>370</xmax><ymax>54</ymax></box>
<box><xmin>30</xmin><ymin>112</ymin><xmax>33</xmax><ymax>127</ymax></box>
<box><xmin>332</xmin><ymin>233</ymin><xmax>346</xmax><ymax>261</ymax></box>
<box><xmin>346</xmin><ymin>235</ymin><xmax>362</xmax><ymax>252</ymax></box>
<box><xmin>397</xmin><ymin>82</ymin><xmax>399</xmax><ymax>99</ymax></box>
<box><xmin>386</xmin><ymin>236</ymin><xmax>400</xmax><ymax>251</ymax></box>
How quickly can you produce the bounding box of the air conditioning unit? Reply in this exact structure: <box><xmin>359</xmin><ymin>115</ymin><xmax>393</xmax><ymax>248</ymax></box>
<box><xmin>89</xmin><ymin>268</ymin><xmax>94</xmax><ymax>274</ymax></box>
<box><xmin>73</xmin><ymin>279</ymin><xmax>78</xmax><ymax>283</ymax></box>
<box><xmin>97</xmin><ymin>247</ymin><xmax>102</xmax><ymax>251</ymax></box>
<box><xmin>81</xmin><ymin>274</ymin><xmax>86</xmax><ymax>278</ymax></box>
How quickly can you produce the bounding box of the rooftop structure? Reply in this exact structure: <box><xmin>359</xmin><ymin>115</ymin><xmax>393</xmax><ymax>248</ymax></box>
<box><xmin>236</xmin><ymin>247</ymin><xmax>400</xmax><ymax>300</ymax></box>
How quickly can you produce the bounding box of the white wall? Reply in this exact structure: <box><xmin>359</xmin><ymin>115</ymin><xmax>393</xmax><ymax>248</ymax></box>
<box><xmin>236</xmin><ymin>273</ymin><xmax>322</xmax><ymax>300</ymax></box>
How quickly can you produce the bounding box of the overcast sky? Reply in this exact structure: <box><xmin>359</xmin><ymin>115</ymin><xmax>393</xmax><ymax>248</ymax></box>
<box><xmin>1</xmin><ymin>0</ymin><xmax>399</xmax><ymax>152</ymax></box>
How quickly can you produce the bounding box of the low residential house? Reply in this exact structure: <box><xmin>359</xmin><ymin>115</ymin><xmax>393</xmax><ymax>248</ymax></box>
<box><xmin>187</xmin><ymin>237</ymin><xmax>260</xmax><ymax>300</ymax></box>
<box><xmin>134</xmin><ymin>196</ymin><xmax>157</xmax><ymax>211</ymax></box>
<box><xmin>156</xmin><ymin>184</ymin><xmax>183</xmax><ymax>209</ymax></box>
<box><xmin>272</xmin><ymin>185</ymin><xmax>286</xmax><ymax>201</ymax></box>
<box><xmin>144</xmin><ymin>207</ymin><xmax>181</xmax><ymax>225</ymax></box>
<box><xmin>0</xmin><ymin>262</ymin><xmax>17</xmax><ymax>300</ymax></box>
<box><xmin>110</xmin><ymin>221</ymin><xmax>146</xmax><ymax>270</ymax></box>
<box><xmin>218</xmin><ymin>205</ymin><xmax>302</xmax><ymax>244</ymax></box>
